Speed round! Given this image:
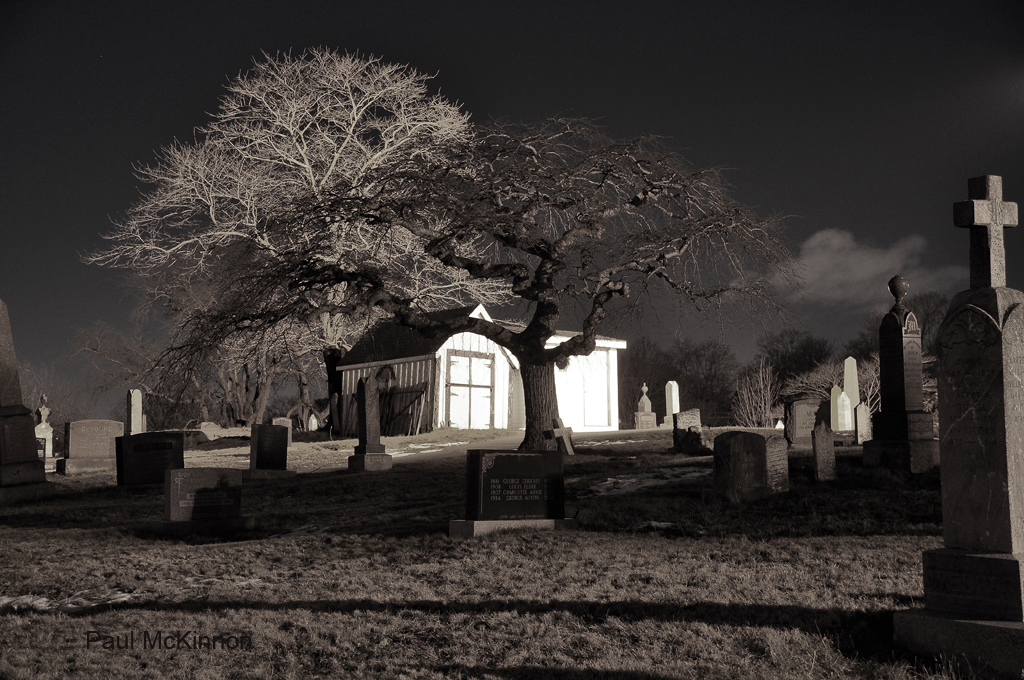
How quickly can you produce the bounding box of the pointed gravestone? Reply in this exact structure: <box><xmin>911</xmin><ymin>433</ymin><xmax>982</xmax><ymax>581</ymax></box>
<box><xmin>862</xmin><ymin>275</ymin><xmax>939</xmax><ymax>472</ymax></box>
<box><xmin>894</xmin><ymin>176</ymin><xmax>1024</xmax><ymax>676</ymax></box>
<box><xmin>663</xmin><ymin>381</ymin><xmax>680</xmax><ymax>427</ymax></box>
<box><xmin>843</xmin><ymin>357</ymin><xmax>860</xmax><ymax>409</ymax></box>
<box><xmin>829</xmin><ymin>385</ymin><xmax>847</xmax><ymax>431</ymax></box>
<box><xmin>349</xmin><ymin>367</ymin><xmax>394</xmax><ymax>471</ymax></box>
<box><xmin>127</xmin><ymin>389</ymin><xmax>144</xmax><ymax>435</ymax></box>
<box><xmin>0</xmin><ymin>299</ymin><xmax>54</xmax><ymax>502</ymax></box>
<box><xmin>836</xmin><ymin>392</ymin><xmax>853</xmax><ymax>431</ymax></box>
<box><xmin>634</xmin><ymin>383</ymin><xmax>657</xmax><ymax>430</ymax></box>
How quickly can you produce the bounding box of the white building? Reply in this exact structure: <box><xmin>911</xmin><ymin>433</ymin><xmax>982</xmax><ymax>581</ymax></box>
<box><xmin>328</xmin><ymin>305</ymin><xmax>626</xmax><ymax>436</ymax></box>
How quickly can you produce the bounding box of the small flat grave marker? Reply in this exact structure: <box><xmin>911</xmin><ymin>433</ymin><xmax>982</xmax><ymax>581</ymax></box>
<box><xmin>450</xmin><ymin>450</ymin><xmax>577</xmax><ymax>538</ymax></box>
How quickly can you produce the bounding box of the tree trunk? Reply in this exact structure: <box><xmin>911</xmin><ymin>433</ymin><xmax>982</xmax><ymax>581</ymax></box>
<box><xmin>519</xmin><ymin>360</ymin><xmax>559</xmax><ymax>451</ymax></box>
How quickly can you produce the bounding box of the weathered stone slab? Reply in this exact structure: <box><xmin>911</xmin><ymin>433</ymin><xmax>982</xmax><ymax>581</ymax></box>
<box><xmin>855</xmin><ymin>403</ymin><xmax>872</xmax><ymax>445</ymax></box>
<box><xmin>923</xmin><ymin>549</ymin><xmax>1024</xmax><ymax>620</ymax></box>
<box><xmin>812</xmin><ymin>422</ymin><xmax>836</xmax><ymax>481</ymax></box>
<box><xmin>711</xmin><ymin>432</ymin><xmax>789</xmax><ymax>503</ymax></box>
<box><xmin>939</xmin><ymin>291</ymin><xmax>1024</xmax><ymax>553</ymax></box>
<box><xmin>784</xmin><ymin>399</ymin><xmax>820</xmax><ymax>446</ymax></box>
<box><xmin>115</xmin><ymin>432</ymin><xmax>184</xmax><ymax>487</ymax></box>
<box><xmin>58</xmin><ymin>420</ymin><xmax>123</xmax><ymax>474</ymax></box>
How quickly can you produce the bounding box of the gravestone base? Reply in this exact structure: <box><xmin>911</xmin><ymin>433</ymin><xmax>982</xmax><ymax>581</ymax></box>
<box><xmin>0</xmin><ymin>458</ymin><xmax>48</xmax><ymax>486</ymax></box>
<box><xmin>348</xmin><ymin>453</ymin><xmax>393</xmax><ymax>472</ymax></box>
<box><xmin>449</xmin><ymin>518</ymin><xmax>578</xmax><ymax>539</ymax></box>
<box><xmin>862</xmin><ymin>439</ymin><xmax>939</xmax><ymax>473</ymax></box>
<box><xmin>243</xmin><ymin>469</ymin><xmax>297</xmax><ymax>481</ymax></box>
<box><xmin>0</xmin><ymin>480</ymin><xmax>56</xmax><ymax>503</ymax></box>
<box><xmin>893</xmin><ymin>608</ymin><xmax>1024</xmax><ymax>680</ymax></box>
<box><xmin>923</xmin><ymin>549</ymin><xmax>1024</xmax><ymax>620</ymax></box>
<box><xmin>57</xmin><ymin>458</ymin><xmax>115</xmax><ymax>474</ymax></box>
<box><xmin>149</xmin><ymin>516</ymin><xmax>255</xmax><ymax>537</ymax></box>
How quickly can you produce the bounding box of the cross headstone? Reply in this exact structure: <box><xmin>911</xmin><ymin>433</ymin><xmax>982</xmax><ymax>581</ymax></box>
<box><xmin>894</xmin><ymin>176</ymin><xmax>1024</xmax><ymax>675</ymax></box>
<box><xmin>953</xmin><ymin>174</ymin><xmax>1018</xmax><ymax>289</ymax></box>
<box><xmin>543</xmin><ymin>417</ymin><xmax>575</xmax><ymax>455</ymax></box>
<box><xmin>663</xmin><ymin>381</ymin><xmax>680</xmax><ymax>427</ymax></box>
<box><xmin>349</xmin><ymin>367</ymin><xmax>394</xmax><ymax>471</ymax></box>
<box><xmin>127</xmin><ymin>389</ymin><xmax>144</xmax><ymax>435</ymax></box>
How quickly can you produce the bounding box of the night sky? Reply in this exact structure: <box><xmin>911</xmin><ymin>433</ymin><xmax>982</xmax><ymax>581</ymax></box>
<box><xmin>3</xmin><ymin>0</ymin><xmax>1023</xmax><ymax>374</ymax></box>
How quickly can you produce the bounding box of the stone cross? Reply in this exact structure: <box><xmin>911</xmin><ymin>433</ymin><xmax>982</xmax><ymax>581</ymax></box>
<box><xmin>544</xmin><ymin>417</ymin><xmax>575</xmax><ymax>455</ymax></box>
<box><xmin>953</xmin><ymin>175</ymin><xmax>1018</xmax><ymax>289</ymax></box>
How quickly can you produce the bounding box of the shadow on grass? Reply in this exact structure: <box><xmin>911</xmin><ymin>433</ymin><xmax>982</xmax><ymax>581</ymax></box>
<box><xmin>55</xmin><ymin>596</ymin><xmax>913</xmax><ymax>662</ymax></box>
<box><xmin>0</xmin><ymin>450</ymin><xmax>942</xmax><ymax>542</ymax></box>
<box><xmin>432</xmin><ymin>665</ymin><xmax>681</xmax><ymax>679</ymax></box>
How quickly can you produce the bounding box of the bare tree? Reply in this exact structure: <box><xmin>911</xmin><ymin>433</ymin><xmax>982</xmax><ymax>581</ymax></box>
<box><xmin>783</xmin><ymin>354</ymin><xmax>880</xmax><ymax>413</ymax></box>
<box><xmin>85</xmin><ymin>50</ymin><xmax>508</xmax><ymax>422</ymax></box>
<box><xmin>618</xmin><ymin>336</ymin><xmax>674</xmax><ymax>426</ymax></box>
<box><xmin>756</xmin><ymin>329</ymin><xmax>834</xmax><ymax>384</ymax></box>
<box><xmin>731</xmin><ymin>358</ymin><xmax>781</xmax><ymax>427</ymax></box>
<box><xmin>166</xmin><ymin>118</ymin><xmax>798</xmax><ymax>448</ymax></box>
<box><xmin>671</xmin><ymin>338</ymin><xmax>738</xmax><ymax>425</ymax></box>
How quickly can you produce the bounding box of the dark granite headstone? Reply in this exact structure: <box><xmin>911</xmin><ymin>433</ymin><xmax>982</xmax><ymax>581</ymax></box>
<box><xmin>863</xmin><ymin>274</ymin><xmax>940</xmax><ymax>473</ymax></box>
<box><xmin>150</xmin><ymin>468</ymin><xmax>253</xmax><ymax>536</ymax></box>
<box><xmin>116</xmin><ymin>431</ymin><xmax>184</xmax><ymax>487</ymax></box>
<box><xmin>894</xmin><ymin>176</ymin><xmax>1024</xmax><ymax>676</ymax></box>
<box><xmin>450</xmin><ymin>450</ymin><xmax>577</xmax><ymax>538</ymax></box>
<box><xmin>59</xmin><ymin>420</ymin><xmax>123</xmax><ymax>474</ymax></box>
<box><xmin>249</xmin><ymin>424</ymin><xmax>289</xmax><ymax>470</ymax></box>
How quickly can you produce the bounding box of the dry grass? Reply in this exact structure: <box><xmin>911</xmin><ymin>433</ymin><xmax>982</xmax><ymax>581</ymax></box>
<box><xmin>0</xmin><ymin>428</ymin><xmax>962</xmax><ymax>679</ymax></box>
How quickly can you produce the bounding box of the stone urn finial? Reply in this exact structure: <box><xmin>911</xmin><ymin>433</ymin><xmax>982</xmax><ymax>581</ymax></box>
<box><xmin>888</xmin><ymin>274</ymin><xmax>910</xmax><ymax>307</ymax></box>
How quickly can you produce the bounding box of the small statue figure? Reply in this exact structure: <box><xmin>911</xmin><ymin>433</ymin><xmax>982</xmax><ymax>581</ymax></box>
<box><xmin>36</xmin><ymin>394</ymin><xmax>51</xmax><ymax>426</ymax></box>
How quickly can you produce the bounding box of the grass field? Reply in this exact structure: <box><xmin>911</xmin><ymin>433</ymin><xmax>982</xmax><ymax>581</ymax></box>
<box><xmin>0</xmin><ymin>428</ymin><xmax>961</xmax><ymax>679</ymax></box>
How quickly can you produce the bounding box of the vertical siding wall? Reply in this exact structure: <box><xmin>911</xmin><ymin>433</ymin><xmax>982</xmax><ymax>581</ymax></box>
<box><xmin>436</xmin><ymin>331</ymin><xmax>513</xmax><ymax>430</ymax></box>
<box><xmin>332</xmin><ymin>354</ymin><xmax>437</xmax><ymax>438</ymax></box>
